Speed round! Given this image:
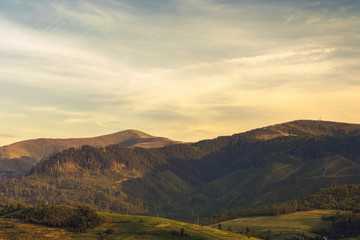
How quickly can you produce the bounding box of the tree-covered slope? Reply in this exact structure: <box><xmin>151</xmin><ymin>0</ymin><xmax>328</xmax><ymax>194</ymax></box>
<box><xmin>0</xmin><ymin>120</ymin><xmax>359</xmax><ymax>219</ymax></box>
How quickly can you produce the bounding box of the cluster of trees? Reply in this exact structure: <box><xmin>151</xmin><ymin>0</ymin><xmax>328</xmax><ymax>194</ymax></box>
<box><xmin>297</xmin><ymin>184</ymin><xmax>360</xmax><ymax>211</ymax></box>
<box><xmin>226</xmin><ymin>200</ymin><xmax>299</xmax><ymax>218</ymax></box>
<box><xmin>0</xmin><ymin>202</ymin><xmax>24</xmax><ymax>216</ymax></box>
<box><xmin>1</xmin><ymin>202</ymin><xmax>102</xmax><ymax>232</ymax></box>
<box><xmin>170</xmin><ymin>227</ymin><xmax>187</xmax><ymax>237</ymax></box>
<box><xmin>272</xmin><ymin>200</ymin><xmax>298</xmax><ymax>216</ymax></box>
<box><xmin>316</xmin><ymin>211</ymin><xmax>360</xmax><ymax>239</ymax></box>
<box><xmin>20</xmin><ymin>204</ymin><xmax>103</xmax><ymax>232</ymax></box>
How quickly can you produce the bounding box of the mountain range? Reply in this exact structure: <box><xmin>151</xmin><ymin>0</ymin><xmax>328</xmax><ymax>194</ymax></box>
<box><xmin>0</xmin><ymin>130</ymin><xmax>179</xmax><ymax>178</ymax></box>
<box><xmin>1</xmin><ymin>120</ymin><xmax>360</xmax><ymax>220</ymax></box>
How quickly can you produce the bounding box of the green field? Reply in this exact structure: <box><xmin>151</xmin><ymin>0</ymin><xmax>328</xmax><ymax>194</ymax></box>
<box><xmin>0</xmin><ymin>212</ymin><xmax>259</xmax><ymax>240</ymax></box>
<box><xmin>210</xmin><ymin>210</ymin><xmax>350</xmax><ymax>240</ymax></box>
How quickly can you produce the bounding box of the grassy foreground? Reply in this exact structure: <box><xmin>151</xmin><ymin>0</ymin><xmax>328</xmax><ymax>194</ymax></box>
<box><xmin>210</xmin><ymin>210</ymin><xmax>351</xmax><ymax>240</ymax></box>
<box><xmin>0</xmin><ymin>212</ymin><xmax>259</xmax><ymax>240</ymax></box>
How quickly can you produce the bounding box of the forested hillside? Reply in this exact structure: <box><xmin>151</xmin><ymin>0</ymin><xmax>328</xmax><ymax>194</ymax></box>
<box><xmin>0</xmin><ymin>120</ymin><xmax>359</xmax><ymax>219</ymax></box>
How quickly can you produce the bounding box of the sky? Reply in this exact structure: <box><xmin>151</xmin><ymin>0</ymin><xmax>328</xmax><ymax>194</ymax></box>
<box><xmin>0</xmin><ymin>0</ymin><xmax>360</xmax><ymax>146</ymax></box>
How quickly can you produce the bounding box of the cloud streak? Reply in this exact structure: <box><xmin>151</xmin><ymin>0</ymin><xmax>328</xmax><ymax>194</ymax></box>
<box><xmin>23</xmin><ymin>106</ymin><xmax>86</xmax><ymax>116</ymax></box>
<box><xmin>0</xmin><ymin>134</ymin><xmax>17</xmax><ymax>138</ymax></box>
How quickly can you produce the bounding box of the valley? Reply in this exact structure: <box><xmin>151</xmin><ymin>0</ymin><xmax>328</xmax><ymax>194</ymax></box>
<box><xmin>0</xmin><ymin>120</ymin><xmax>360</xmax><ymax>239</ymax></box>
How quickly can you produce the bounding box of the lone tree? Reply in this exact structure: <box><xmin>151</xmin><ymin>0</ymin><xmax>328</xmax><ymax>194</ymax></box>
<box><xmin>180</xmin><ymin>228</ymin><xmax>185</xmax><ymax>236</ymax></box>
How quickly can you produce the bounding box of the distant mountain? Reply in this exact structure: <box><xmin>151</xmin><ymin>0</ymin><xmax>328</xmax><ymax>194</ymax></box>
<box><xmin>0</xmin><ymin>130</ymin><xmax>179</xmax><ymax>178</ymax></box>
<box><xmin>1</xmin><ymin>120</ymin><xmax>360</xmax><ymax>219</ymax></box>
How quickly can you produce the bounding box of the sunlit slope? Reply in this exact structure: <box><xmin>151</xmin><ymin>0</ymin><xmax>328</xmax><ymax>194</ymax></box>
<box><xmin>0</xmin><ymin>210</ymin><xmax>259</xmax><ymax>240</ymax></box>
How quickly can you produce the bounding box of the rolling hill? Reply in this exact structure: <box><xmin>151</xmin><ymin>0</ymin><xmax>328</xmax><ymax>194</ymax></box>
<box><xmin>0</xmin><ymin>203</ymin><xmax>257</xmax><ymax>240</ymax></box>
<box><xmin>0</xmin><ymin>130</ymin><xmax>179</xmax><ymax>178</ymax></box>
<box><xmin>0</xmin><ymin>120</ymin><xmax>360</xmax><ymax>220</ymax></box>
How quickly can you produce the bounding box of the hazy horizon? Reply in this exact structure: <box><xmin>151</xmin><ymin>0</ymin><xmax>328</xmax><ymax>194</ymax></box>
<box><xmin>1</xmin><ymin>0</ymin><xmax>360</xmax><ymax>146</ymax></box>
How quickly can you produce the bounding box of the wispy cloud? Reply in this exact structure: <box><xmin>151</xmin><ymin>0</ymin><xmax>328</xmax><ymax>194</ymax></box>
<box><xmin>0</xmin><ymin>134</ymin><xmax>17</xmax><ymax>138</ymax></box>
<box><xmin>52</xmin><ymin>2</ymin><xmax>135</xmax><ymax>34</ymax></box>
<box><xmin>23</xmin><ymin>106</ymin><xmax>86</xmax><ymax>116</ymax></box>
<box><xmin>226</xmin><ymin>48</ymin><xmax>335</xmax><ymax>65</ymax></box>
<box><xmin>62</xmin><ymin>113</ymin><xmax>120</xmax><ymax>127</ymax></box>
<box><xmin>0</xmin><ymin>114</ymin><xmax>26</xmax><ymax>118</ymax></box>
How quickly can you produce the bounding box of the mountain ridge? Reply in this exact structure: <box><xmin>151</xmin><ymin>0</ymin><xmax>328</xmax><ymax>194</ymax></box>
<box><xmin>2</xmin><ymin>119</ymin><xmax>359</xmax><ymax>219</ymax></box>
<box><xmin>0</xmin><ymin>129</ymin><xmax>179</xmax><ymax>178</ymax></box>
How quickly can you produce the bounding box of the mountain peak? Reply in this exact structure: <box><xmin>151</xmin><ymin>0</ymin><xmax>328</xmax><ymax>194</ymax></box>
<box><xmin>106</xmin><ymin>129</ymin><xmax>154</xmax><ymax>139</ymax></box>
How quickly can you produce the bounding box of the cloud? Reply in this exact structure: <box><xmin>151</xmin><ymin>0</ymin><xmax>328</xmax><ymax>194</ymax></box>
<box><xmin>23</xmin><ymin>106</ymin><xmax>86</xmax><ymax>116</ymax></box>
<box><xmin>0</xmin><ymin>134</ymin><xmax>17</xmax><ymax>138</ymax></box>
<box><xmin>209</xmin><ymin>105</ymin><xmax>272</xmax><ymax>121</ymax></box>
<box><xmin>226</xmin><ymin>48</ymin><xmax>335</xmax><ymax>65</ymax></box>
<box><xmin>0</xmin><ymin>18</ymin><xmax>96</xmax><ymax>59</ymax></box>
<box><xmin>62</xmin><ymin>113</ymin><xmax>120</xmax><ymax>127</ymax></box>
<box><xmin>137</xmin><ymin>108</ymin><xmax>190</xmax><ymax>123</ymax></box>
<box><xmin>52</xmin><ymin>1</ymin><xmax>135</xmax><ymax>34</ymax></box>
<box><xmin>130</xmin><ymin>46</ymin><xmax>345</xmax><ymax>97</ymax></box>
<box><xmin>0</xmin><ymin>114</ymin><xmax>26</xmax><ymax>118</ymax></box>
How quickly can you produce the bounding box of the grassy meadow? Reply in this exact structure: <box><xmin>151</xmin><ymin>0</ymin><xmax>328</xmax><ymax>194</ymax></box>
<box><xmin>0</xmin><ymin>211</ymin><xmax>259</xmax><ymax>240</ymax></box>
<box><xmin>210</xmin><ymin>210</ymin><xmax>351</xmax><ymax>240</ymax></box>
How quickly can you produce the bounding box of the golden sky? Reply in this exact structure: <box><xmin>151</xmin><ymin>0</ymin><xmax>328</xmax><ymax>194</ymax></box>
<box><xmin>1</xmin><ymin>0</ymin><xmax>360</xmax><ymax>145</ymax></box>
